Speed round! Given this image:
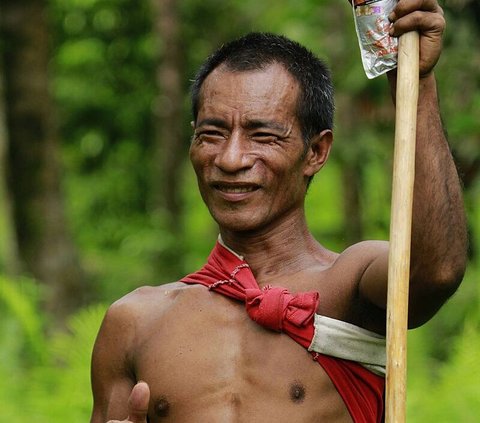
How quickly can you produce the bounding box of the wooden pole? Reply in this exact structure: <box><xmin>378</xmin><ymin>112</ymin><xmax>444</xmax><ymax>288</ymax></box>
<box><xmin>385</xmin><ymin>31</ymin><xmax>419</xmax><ymax>423</ymax></box>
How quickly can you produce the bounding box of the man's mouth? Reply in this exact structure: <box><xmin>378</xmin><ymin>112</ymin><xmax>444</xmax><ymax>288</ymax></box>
<box><xmin>215</xmin><ymin>185</ymin><xmax>258</xmax><ymax>193</ymax></box>
<box><xmin>210</xmin><ymin>182</ymin><xmax>260</xmax><ymax>199</ymax></box>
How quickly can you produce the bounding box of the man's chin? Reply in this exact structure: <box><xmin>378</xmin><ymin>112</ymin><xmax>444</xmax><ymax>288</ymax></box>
<box><xmin>212</xmin><ymin>212</ymin><xmax>264</xmax><ymax>234</ymax></box>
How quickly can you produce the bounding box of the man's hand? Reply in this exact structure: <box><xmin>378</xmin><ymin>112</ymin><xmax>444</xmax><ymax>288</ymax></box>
<box><xmin>107</xmin><ymin>382</ymin><xmax>150</xmax><ymax>423</ymax></box>
<box><xmin>388</xmin><ymin>0</ymin><xmax>445</xmax><ymax>76</ymax></box>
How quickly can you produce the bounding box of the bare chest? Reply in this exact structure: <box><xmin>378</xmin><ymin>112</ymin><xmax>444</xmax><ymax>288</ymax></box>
<box><xmin>133</xmin><ymin>287</ymin><xmax>351</xmax><ymax>422</ymax></box>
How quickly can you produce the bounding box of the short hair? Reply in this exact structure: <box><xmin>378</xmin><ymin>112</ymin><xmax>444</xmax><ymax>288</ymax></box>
<box><xmin>191</xmin><ymin>32</ymin><xmax>334</xmax><ymax>147</ymax></box>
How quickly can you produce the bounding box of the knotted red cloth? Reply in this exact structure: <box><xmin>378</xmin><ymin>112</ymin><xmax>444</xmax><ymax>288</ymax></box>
<box><xmin>246</xmin><ymin>286</ymin><xmax>319</xmax><ymax>332</ymax></box>
<box><xmin>181</xmin><ymin>241</ymin><xmax>384</xmax><ymax>423</ymax></box>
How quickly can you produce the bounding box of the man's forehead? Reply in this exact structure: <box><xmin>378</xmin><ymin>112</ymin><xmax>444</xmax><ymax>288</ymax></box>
<box><xmin>195</xmin><ymin>65</ymin><xmax>301</xmax><ymax>132</ymax></box>
<box><xmin>202</xmin><ymin>62</ymin><xmax>297</xmax><ymax>91</ymax></box>
<box><xmin>198</xmin><ymin>63</ymin><xmax>300</xmax><ymax>112</ymax></box>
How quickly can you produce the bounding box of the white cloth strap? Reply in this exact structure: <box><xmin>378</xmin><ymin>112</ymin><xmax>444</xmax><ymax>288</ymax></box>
<box><xmin>308</xmin><ymin>314</ymin><xmax>386</xmax><ymax>376</ymax></box>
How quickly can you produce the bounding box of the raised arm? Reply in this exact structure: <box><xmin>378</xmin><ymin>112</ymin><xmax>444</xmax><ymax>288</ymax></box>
<box><xmin>359</xmin><ymin>0</ymin><xmax>468</xmax><ymax>327</ymax></box>
<box><xmin>401</xmin><ymin>72</ymin><xmax>467</xmax><ymax>325</ymax></box>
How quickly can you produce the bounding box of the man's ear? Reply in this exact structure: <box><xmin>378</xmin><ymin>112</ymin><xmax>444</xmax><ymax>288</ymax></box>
<box><xmin>303</xmin><ymin>129</ymin><xmax>333</xmax><ymax>178</ymax></box>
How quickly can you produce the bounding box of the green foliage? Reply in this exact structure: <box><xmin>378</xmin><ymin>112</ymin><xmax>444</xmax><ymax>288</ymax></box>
<box><xmin>406</xmin><ymin>262</ymin><xmax>480</xmax><ymax>421</ymax></box>
<box><xmin>29</xmin><ymin>305</ymin><xmax>106</xmax><ymax>422</ymax></box>
<box><xmin>0</xmin><ymin>276</ymin><xmax>106</xmax><ymax>422</ymax></box>
<box><xmin>408</xmin><ymin>311</ymin><xmax>480</xmax><ymax>422</ymax></box>
<box><xmin>0</xmin><ymin>276</ymin><xmax>47</xmax><ymax>363</ymax></box>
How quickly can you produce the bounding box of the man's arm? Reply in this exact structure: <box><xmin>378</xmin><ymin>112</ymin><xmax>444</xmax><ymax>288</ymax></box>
<box><xmin>358</xmin><ymin>0</ymin><xmax>468</xmax><ymax>327</ymax></box>
<box><xmin>405</xmin><ymin>71</ymin><xmax>467</xmax><ymax>325</ymax></box>
<box><xmin>90</xmin><ymin>300</ymin><xmax>149</xmax><ymax>423</ymax></box>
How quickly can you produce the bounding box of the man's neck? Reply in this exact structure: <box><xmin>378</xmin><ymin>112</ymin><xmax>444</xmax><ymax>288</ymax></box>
<box><xmin>219</xmin><ymin>210</ymin><xmax>334</xmax><ymax>285</ymax></box>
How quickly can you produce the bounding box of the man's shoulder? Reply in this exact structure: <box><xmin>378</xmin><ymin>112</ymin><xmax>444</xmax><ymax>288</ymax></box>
<box><xmin>110</xmin><ymin>281</ymin><xmax>205</xmax><ymax>313</ymax></box>
<box><xmin>99</xmin><ymin>282</ymin><xmax>212</xmax><ymax>339</ymax></box>
<box><xmin>332</xmin><ymin>240</ymin><xmax>388</xmax><ymax>271</ymax></box>
<box><xmin>323</xmin><ymin>240</ymin><xmax>389</xmax><ymax>332</ymax></box>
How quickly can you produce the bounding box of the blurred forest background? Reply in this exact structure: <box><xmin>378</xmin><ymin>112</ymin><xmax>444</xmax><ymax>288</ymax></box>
<box><xmin>0</xmin><ymin>0</ymin><xmax>479</xmax><ymax>421</ymax></box>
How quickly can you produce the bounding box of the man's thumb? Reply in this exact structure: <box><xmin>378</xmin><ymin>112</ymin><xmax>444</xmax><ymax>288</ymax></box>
<box><xmin>127</xmin><ymin>381</ymin><xmax>150</xmax><ymax>423</ymax></box>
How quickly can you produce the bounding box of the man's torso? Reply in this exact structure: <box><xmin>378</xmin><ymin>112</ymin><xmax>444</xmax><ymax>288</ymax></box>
<box><xmin>124</xmin><ymin>277</ymin><xmax>367</xmax><ymax>423</ymax></box>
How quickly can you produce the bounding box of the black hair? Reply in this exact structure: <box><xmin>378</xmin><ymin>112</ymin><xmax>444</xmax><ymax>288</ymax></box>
<box><xmin>191</xmin><ymin>32</ymin><xmax>334</xmax><ymax>147</ymax></box>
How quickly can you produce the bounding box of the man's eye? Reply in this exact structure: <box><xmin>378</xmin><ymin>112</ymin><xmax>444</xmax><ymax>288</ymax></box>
<box><xmin>252</xmin><ymin>133</ymin><xmax>279</xmax><ymax>143</ymax></box>
<box><xmin>195</xmin><ymin>130</ymin><xmax>224</xmax><ymax>141</ymax></box>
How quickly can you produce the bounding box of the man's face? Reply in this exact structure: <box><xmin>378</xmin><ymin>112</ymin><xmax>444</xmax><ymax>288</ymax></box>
<box><xmin>190</xmin><ymin>63</ymin><xmax>317</xmax><ymax>233</ymax></box>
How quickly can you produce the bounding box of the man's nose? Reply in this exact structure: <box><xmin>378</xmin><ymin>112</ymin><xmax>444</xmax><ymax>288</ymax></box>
<box><xmin>214</xmin><ymin>132</ymin><xmax>254</xmax><ymax>173</ymax></box>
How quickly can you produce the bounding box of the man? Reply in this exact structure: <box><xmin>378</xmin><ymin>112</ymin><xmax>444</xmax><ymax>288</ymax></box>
<box><xmin>90</xmin><ymin>1</ymin><xmax>467</xmax><ymax>422</ymax></box>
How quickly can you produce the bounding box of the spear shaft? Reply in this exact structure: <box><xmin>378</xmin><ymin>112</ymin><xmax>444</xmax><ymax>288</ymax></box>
<box><xmin>385</xmin><ymin>30</ymin><xmax>420</xmax><ymax>423</ymax></box>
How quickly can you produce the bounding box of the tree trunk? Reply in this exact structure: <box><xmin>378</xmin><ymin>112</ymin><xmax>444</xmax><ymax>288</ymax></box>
<box><xmin>0</xmin><ymin>49</ymin><xmax>21</xmax><ymax>276</ymax></box>
<box><xmin>150</xmin><ymin>0</ymin><xmax>185</xmax><ymax>230</ymax></box>
<box><xmin>341</xmin><ymin>162</ymin><xmax>364</xmax><ymax>245</ymax></box>
<box><xmin>335</xmin><ymin>93</ymin><xmax>366</xmax><ymax>246</ymax></box>
<box><xmin>150</xmin><ymin>0</ymin><xmax>187</xmax><ymax>279</ymax></box>
<box><xmin>1</xmin><ymin>0</ymin><xmax>86</xmax><ymax>320</ymax></box>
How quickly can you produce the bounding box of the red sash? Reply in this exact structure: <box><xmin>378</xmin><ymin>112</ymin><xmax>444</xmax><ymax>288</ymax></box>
<box><xmin>181</xmin><ymin>241</ymin><xmax>384</xmax><ymax>422</ymax></box>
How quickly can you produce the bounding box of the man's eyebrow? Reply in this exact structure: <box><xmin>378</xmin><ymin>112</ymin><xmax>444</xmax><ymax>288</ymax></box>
<box><xmin>195</xmin><ymin>118</ymin><xmax>229</xmax><ymax>129</ymax></box>
<box><xmin>244</xmin><ymin>120</ymin><xmax>288</xmax><ymax>133</ymax></box>
<box><xmin>195</xmin><ymin>118</ymin><xmax>289</xmax><ymax>134</ymax></box>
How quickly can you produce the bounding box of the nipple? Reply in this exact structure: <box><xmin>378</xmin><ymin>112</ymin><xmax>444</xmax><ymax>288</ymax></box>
<box><xmin>154</xmin><ymin>397</ymin><xmax>170</xmax><ymax>418</ymax></box>
<box><xmin>289</xmin><ymin>381</ymin><xmax>306</xmax><ymax>404</ymax></box>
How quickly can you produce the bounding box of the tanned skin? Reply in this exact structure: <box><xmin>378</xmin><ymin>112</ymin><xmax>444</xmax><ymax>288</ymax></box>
<box><xmin>90</xmin><ymin>1</ymin><xmax>467</xmax><ymax>422</ymax></box>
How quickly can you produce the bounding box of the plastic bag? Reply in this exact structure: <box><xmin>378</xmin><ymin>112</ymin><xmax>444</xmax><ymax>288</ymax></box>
<box><xmin>352</xmin><ymin>0</ymin><xmax>398</xmax><ymax>79</ymax></box>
